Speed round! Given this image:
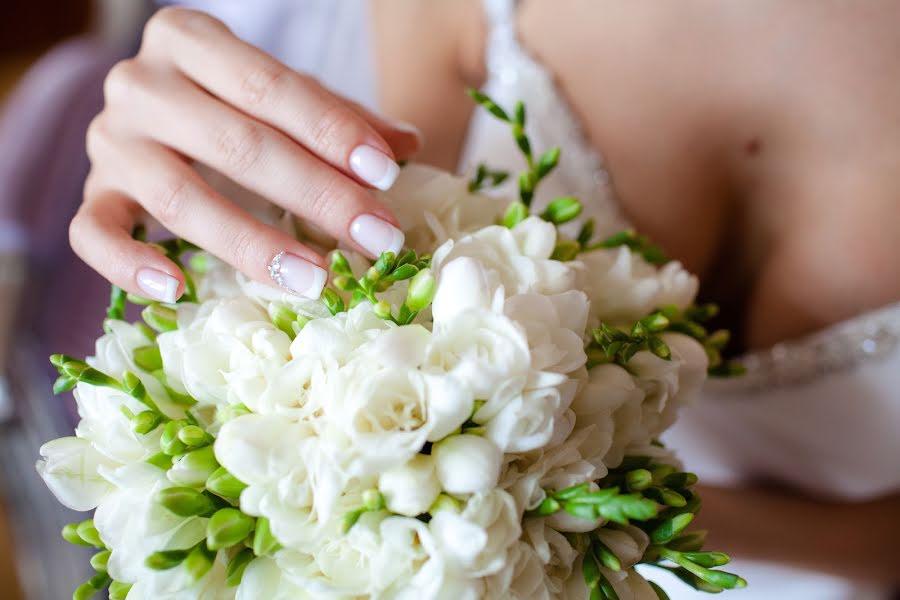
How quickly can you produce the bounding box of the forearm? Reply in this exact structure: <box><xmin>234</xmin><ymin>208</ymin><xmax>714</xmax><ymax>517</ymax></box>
<box><xmin>694</xmin><ymin>484</ymin><xmax>900</xmax><ymax>584</ymax></box>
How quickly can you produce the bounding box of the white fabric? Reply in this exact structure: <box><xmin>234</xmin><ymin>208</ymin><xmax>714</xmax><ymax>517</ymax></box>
<box><xmin>164</xmin><ymin>1</ymin><xmax>900</xmax><ymax>598</ymax></box>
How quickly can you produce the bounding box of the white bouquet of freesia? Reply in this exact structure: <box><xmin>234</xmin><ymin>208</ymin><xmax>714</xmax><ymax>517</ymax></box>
<box><xmin>37</xmin><ymin>93</ymin><xmax>745</xmax><ymax>600</ymax></box>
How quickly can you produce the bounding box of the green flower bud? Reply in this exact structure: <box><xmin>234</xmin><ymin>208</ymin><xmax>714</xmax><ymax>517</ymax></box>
<box><xmin>663</xmin><ymin>472</ymin><xmax>698</xmax><ymax>489</ymax></box>
<box><xmin>405</xmin><ymin>268</ymin><xmax>435</xmax><ymax>313</ymax></box>
<box><xmin>178</xmin><ymin>425</ymin><xmax>213</xmax><ymax>448</ymax></box>
<box><xmin>73</xmin><ymin>572</ymin><xmax>111</xmax><ymax>600</ymax></box>
<box><xmin>373</xmin><ymin>300</ymin><xmax>393</xmax><ymax>320</ymax></box>
<box><xmin>649</xmin><ymin>336</ymin><xmax>672</xmax><ymax>360</ymax></box>
<box><xmin>121</xmin><ymin>371</ymin><xmax>147</xmax><ymax>400</ymax></box>
<box><xmin>502</xmin><ymin>201</ymin><xmax>529</xmax><ymax>229</ymax></box>
<box><xmin>643</xmin><ymin>312</ymin><xmax>671</xmax><ymax>332</ymax></box>
<box><xmin>76</xmin><ymin>520</ymin><xmax>103</xmax><ymax>548</ymax></box>
<box><xmin>564</xmin><ymin>502</ymin><xmax>598</xmax><ymax>521</ymax></box>
<box><xmin>518</xmin><ymin>172</ymin><xmax>534</xmax><ymax>206</ymax></box>
<box><xmin>77</xmin><ymin>367</ymin><xmax>121</xmax><ymax>389</ymax></box>
<box><xmin>145</xmin><ymin>549</ymin><xmax>190</xmax><ymax>571</ymax></box>
<box><xmin>225</xmin><ymin>548</ymin><xmax>255</xmax><ymax>587</ymax></box>
<box><xmin>90</xmin><ymin>549</ymin><xmax>111</xmax><ymax>572</ymax></box>
<box><xmin>651</xmin><ymin>513</ymin><xmax>695</xmax><ymax>545</ymax></box>
<box><xmin>581</xmin><ymin>552</ymin><xmax>601</xmax><ymax>587</ymax></box>
<box><xmin>168</xmin><ymin>446</ymin><xmax>220</xmax><ymax>488</ymax></box>
<box><xmin>252</xmin><ymin>517</ymin><xmax>280</xmax><ymax>557</ymax></box>
<box><xmin>53</xmin><ymin>376</ymin><xmax>77</xmax><ymax>395</ymax></box>
<box><xmin>108</xmin><ymin>581</ymin><xmax>132</xmax><ymax>600</ymax></box>
<box><xmin>207</xmin><ymin>508</ymin><xmax>255</xmax><ymax>551</ymax></box>
<box><xmin>341</xmin><ymin>508</ymin><xmax>364</xmax><ymax>534</ymax></box>
<box><xmin>365</xmin><ymin>265</ymin><xmax>381</xmax><ymax>283</ymax></box>
<box><xmin>62</xmin><ymin>523</ymin><xmax>94</xmax><ymax>547</ymax></box>
<box><xmin>206</xmin><ymin>467</ymin><xmax>248</xmax><ymax>499</ymax></box>
<box><xmin>682</xmin><ymin>551</ymin><xmax>731</xmax><ymax>568</ymax></box>
<box><xmin>268</xmin><ymin>304</ymin><xmax>299</xmax><ymax>339</ymax></box>
<box><xmin>362</xmin><ymin>489</ymin><xmax>385</xmax><ymax>512</ymax></box>
<box><xmin>592</xmin><ymin>540</ymin><xmax>622</xmax><ymax>572</ymax></box>
<box><xmin>184</xmin><ymin>543</ymin><xmax>217</xmax><ymax>581</ymax></box>
<box><xmin>146</xmin><ymin>452</ymin><xmax>174</xmax><ymax>471</ymax></box>
<box><xmin>330</xmin><ymin>251</ymin><xmax>353</xmax><ymax>277</ymax></box>
<box><xmin>512</xmin><ymin>123</ymin><xmax>531</xmax><ymax>158</ymax></box>
<box><xmin>142</xmin><ymin>304</ymin><xmax>178</xmax><ymax>333</ymax></box>
<box><xmin>160</xmin><ymin>420</ymin><xmax>187</xmax><ymax>456</ymax></box>
<box><xmin>577</xmin><ymin>218</ymin><xmax>595</xmax><ymax>247</ymax></box>
<box><xmin>554</xmin><ymin>482</ymin><xmax>591</xmax><ymax>500</ymax></box>
<box><xmin>321</xmin><ymin>288</ymin><xmax>345</xmax><ymax>315</ymax></box>
<box><xmin>388</xmin><ymin>264</ymin><xmax>418</xmax><ymax>281</ymax></box>
<box><xmin>625</xmin><ymin>469</ymin><xmax>653</xmax><ymax>491</ymax></box>
<box><xmin>536</xmin><ymin>146</ymin><xmax>560</xmax><ymax>179</ymax></box>
<box><xmin>532</xmin><ymin>496</ymin><xmax>561</xmax><ymax>517</ymax></box>
<box><xmin>132</xmin><ymin>410</ymin><xmax>162</xmax><ymax>435</ymax></box>
<box><xmin>158</xmin><ymin>487</ymin><xmax>217</xmax><ymax>517</ymax></box>
<box><xmin>550</xmin><ymin>240</ymin><xmax>580</xmax><ymax>262</ymax></box>
<box><xmin>429</xmin><ymin>493</ymin><xmax>463</xmax><ymax>515</ymax></box>
<box><xmin>668</xmin><ymin>530</ymin><xmax>707</xmax><ymax>552</ymax></box>
<box><xmin>133</xmin><ymin>345</ymin><xmax>163</xmax><ymax>372</ymax></box>
<box><xmin>541</xmin><ymin>197</ymin><xmax>583</xmax><ymax>225</ymax></box>
<box><xmin>50</xmin><ymin>353</ymin><xmax>76</xmax><ymax>369</ymax></box>
<box><xmin>217</xmin><ymin>403</ymin><xmax>251</xmax><ymax>424</ymax></box>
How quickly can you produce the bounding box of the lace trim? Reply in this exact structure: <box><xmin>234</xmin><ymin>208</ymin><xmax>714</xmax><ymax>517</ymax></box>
<box><xmin>480</xmin><ymin>0</ymin><xmax>629</xmax><ymax>236</ymax></box>
<box><xmin>708</xmin><ymin>301</ymin><xmax>900</xmax><ymax>394</ymax></box>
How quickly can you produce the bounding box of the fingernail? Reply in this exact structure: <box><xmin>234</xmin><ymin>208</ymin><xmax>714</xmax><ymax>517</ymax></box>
<box><xmin>349</xmin><ymin>145</ymin><xmax>400</xmax><ymax>191</ymax></box>
<box><xmin>350</xmin><ymin>214</ymin><xmax>405</xmax><ymax>257</ymax></box>
<box><xmin>268</xmin><ymin>252</ymin><xmax>327</xmax><ymax>299</ymax></box>
<box><xmin>136</xmin><ymin>268</ymin><xmax>180</xmax><ymax>304</ymax></box>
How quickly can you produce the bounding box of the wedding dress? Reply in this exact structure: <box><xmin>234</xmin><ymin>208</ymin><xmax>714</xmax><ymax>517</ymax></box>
<box><xmin>159</xmin><ymin>1</ymin><xmax>899</xmax><ymax>598</ymax></box>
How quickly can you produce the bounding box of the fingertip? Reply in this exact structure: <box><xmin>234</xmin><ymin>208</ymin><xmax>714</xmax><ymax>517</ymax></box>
<box><xmin>136</xmin><ymin>265</ymin><xmax>184</xmax><ymax>304</ymax></box>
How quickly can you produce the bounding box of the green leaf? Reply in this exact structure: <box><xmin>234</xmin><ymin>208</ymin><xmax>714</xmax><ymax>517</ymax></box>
<box><xmin>564</xmin><ymin>502</ymin><xmax>597</xmax><ymax>520</ymax></box>
<box><xmin>207</xmin><ymin>508</ymin><xmax>256</xmax><ymax>551</ymax></box>
<box><xmin>226</xmin><ymin>548</ymin><xmax>255</xmax><ymax>587</ymax></box>
<box><xmin>595</xmin><ymin>494</ymin><xmax>658</xmax><ymax>525</ymax></box>
<box><xmin>158</xmin><ymin>487</ymin><xmax>217</xmax><ymax>518</ymax></box>
<box><xmin>554</xmin><ymin>482</ymin><xmax>592</xmax><ymax>500</ymax></box>
<box><xmin>648</xmin><ymin>581</ymin><xmax>671</xmax><ymax>600</ymax></box>
<box><xmin>541</xmin><ymin>197</ymin><xmax>583</xmax><ymax>224</ymax></box>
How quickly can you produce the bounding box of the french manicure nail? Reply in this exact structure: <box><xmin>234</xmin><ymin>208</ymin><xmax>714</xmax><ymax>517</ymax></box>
<box><xmin>268</xmin><ymin>252</ymin><xmax>327</xmax><ymax>299</ymax></box>
<box><xmin>136</xmin><ymin>268</ymin><xmax>180</xmax><ymax>304</ymax></box>
<box><xmin>350</xmin><ymin>214</ymin><xmax>405</xmax><ymax>257</ymax></box>
<box><xmin>349</xmin><ymin>145</ymin><xmax>400</xmax><ymax>191</ymax></box>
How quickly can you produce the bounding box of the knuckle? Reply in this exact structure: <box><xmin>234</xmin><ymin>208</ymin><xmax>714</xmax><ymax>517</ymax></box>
<box><xmin>153</xmin><ymin>175</ymin><xmax>195</xmax><ymax>225</ymax></box>
<box><xmin>214</xmin><ymin>121</ymin><xmax>266</xmax><ymax>175</ymax></box>
<box><xmin>239</xmin><ymin>63</ymin><xmax>293</xmax><ymax>110</ymax></box>
<box><xmin>68</xmin><ymin>212</ymin><xmax>92</xmax><ymax>257</ymax></box>
<box><xmin>302</xmin><ymin>177</ymin><xmax>347</xmax><ymax>223</ymax></box>
<box><xmin>104</xmin><ymin>59</ymin><xmax>143</xmax><ymax>103</ymax></box>
<box><xmin>226</xmin><ymin>226</ymin><xmax>263</xmax><ymax>272</ymax></box>
<box><xmin>307</xmin><ymin>103</ymin><xmax>361</xmax><ymax>159</ymax></box>
<box><xmin>145</xmin><ymin>7</ymin><xmax>220</xmax><ymax>42</ymax></box>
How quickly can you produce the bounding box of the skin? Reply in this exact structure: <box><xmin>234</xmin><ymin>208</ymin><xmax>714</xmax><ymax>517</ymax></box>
<box><xmin>72</xmin><ymin>0</ymin><xmax>900</xmax><ymax>582</ymax></box>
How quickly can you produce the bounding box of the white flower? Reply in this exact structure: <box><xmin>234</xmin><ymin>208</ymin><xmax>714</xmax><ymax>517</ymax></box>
<box><xmin>377</xmin><ymin>164</ymin><xmax>507</xmax><ymax>250</ymax></box>
<box><xmin>379</xmin><ymin>454</ymin><xmax>441</xmax><ymax>517</ymax></box>
<box><xmin>429</xmin><ymin>490</ymin><xmax>521</xmax><ymax>577</ymax></box>
<box><xmin>428</xmin><ymin>307</ymin><xmax>531</xmax><ymax>400</ymax></box>
<box><xmin>35</xmin><ymin>437</ymin><xmax>117</xmax><ymax>511</ymax></box>
<box><xmin>289</xmin><ymin>302</ymin><xmax>390</xmax><ymax>366</ymax></box>
<box><xmin>158</xmin><ymin>298</ymin><xmax>291</xmax><ymax>407</ymax></box>
<box><xmin>578</xmin><ymin>247</ymin><xmax>698</xmax><ymax>325</ymax></box>
<box><xmin>478</xmin><ymin>384</ymin><xmax>563</xmax><ymax>454</ymax></box>
<box><xmin>504</xmin><ymin>291</ymin><xmax>589</xmax><ymax>375</ymax></box>
<box><xmin>432</xmin><ymin>435</ymin><xmax>502</xmax><ymax>495</ymax></box>
<box><xmin>571</xmin><ymin>364</ymin><xmax>645</xmax><ymax>469</ymax></box>
<box><xmin>485</xmin><ymin>541</ymin><xmax>552</xmax><ymax>600</ymax></box>
<box><xmin>432</xmin><ymin>217</ymin><xmax>576</xmax><ymax>298</ymax></box>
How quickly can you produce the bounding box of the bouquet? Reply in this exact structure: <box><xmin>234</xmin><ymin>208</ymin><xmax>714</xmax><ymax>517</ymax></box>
<box><xmin>37</xmin><ymin>93</ymin><xmax>745</xmax><ymax>600</ymax></box>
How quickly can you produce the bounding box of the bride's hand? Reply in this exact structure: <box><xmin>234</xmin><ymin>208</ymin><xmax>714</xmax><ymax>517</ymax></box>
<box><xmin>71</xmin><ymin>7</ymin><xmax>421</xmax><ymax>302</ymax></box>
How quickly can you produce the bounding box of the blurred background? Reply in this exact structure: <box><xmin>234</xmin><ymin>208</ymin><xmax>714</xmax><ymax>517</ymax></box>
<box><xmin>0</xmin><ymin>2</ymin><xmax>152</xmax><ymax>598</ymax></box>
